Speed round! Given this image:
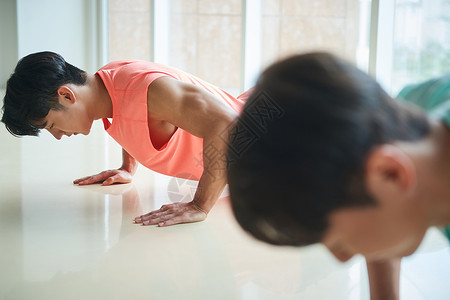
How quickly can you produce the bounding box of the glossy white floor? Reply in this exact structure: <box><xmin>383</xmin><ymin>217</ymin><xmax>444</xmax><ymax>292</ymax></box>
<box><xmin>1</xmin><ymin>119</ymin><xmax>450</xmax><ymax>300</ymax></box>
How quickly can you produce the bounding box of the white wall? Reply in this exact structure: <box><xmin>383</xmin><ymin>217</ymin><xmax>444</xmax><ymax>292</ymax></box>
<box><xmin>0</xmin><ymin>0</ymin><xmax>20</xmax><ymax>184</ymax></box>
<box><xmin>16</xmin><ymin>0</ymin><xmax>104</xmax><ymax>73</ymax></box>
<box><xmin>0</xmin><ymin>0</ymin><xmax>18</xmax><ymax>89</ymax></box>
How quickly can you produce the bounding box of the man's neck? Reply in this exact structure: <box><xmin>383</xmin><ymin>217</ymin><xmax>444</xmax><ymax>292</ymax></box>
<box><xmin>85</xmin><ymin>73</ymin><xmax>113</xmax><ymax>120</ymax></box>
<box><xmin>427</xmin><ymin>120</ymin><xmax>450</xmax><ymax>226</ymax></box>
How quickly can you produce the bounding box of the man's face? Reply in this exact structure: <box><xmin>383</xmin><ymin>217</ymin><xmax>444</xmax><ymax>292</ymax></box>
<box><xmin>321</xmin><ymin>198</ymin><xmax>428</xmax><ymax>263</ymax></box>
<box><xmin>320</xmin><ymin>143</ymin><xmax>437</xmax><ymax>262</ymax></box>
<box><xmin>43</xmin><ymin>88</ymin><xmax>93</xmax><ymax>139</ymax></box>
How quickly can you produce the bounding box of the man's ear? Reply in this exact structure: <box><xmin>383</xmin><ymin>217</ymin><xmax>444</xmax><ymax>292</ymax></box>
<box><xmin>57</xmin><ymin>86</ymin><xmax>76</xmax><ymax>104</ymax></box>
<box><xmin>365</xmin><ymin>144</ymin><xmax>417</xmax><ymax>202</ymax></box>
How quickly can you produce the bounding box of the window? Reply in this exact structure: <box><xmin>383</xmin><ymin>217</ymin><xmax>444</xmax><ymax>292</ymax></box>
<box><xmin>108</xmin><ymin>0</ymin><xmax>367</xmax><ymax>95</ymax></box>
<box><xmin>169</xmin><ymin>0</ymin><xmax>243</xmax><ymax>95</ymax></box>
<box><xmin>391</xmin><ymin>0</ymin><xmax>450</xmax><ymax>94</ymax></box>
<box><xmin>108</xmin><ymin>0</ymin><xmax>450</xmax><ymax>95</ymax></box>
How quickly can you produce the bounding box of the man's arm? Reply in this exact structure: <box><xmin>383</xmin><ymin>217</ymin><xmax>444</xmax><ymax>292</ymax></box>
<box><xmin>134</xmin><ymin>76</ymin><xmax>237</xmax><ymax>226</ymax></box>
<box><xmin>366</xmin><ymin>258</ymin><xmax>401</xmax><ymax>300</ymax></box>
<box><xmin>74</xmin><ymin>149</ymin><xmax>138</xmax><ymax>185</ymax></box>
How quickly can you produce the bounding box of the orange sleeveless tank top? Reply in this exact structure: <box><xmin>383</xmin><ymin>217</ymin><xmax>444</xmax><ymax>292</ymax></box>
<box><xmin>96</xmin><ymin>61</ymin><xmax>250</xmax><ymax>180</ymax></box>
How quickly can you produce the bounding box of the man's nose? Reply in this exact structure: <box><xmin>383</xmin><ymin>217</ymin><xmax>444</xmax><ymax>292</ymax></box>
<box><xmin>330</xmin><ymin>248</ymin><xmax>355</xmax><ymax>263</ymax></box>
<box><xmin>47</xmin><ymin>128</ymin><xmax>63</xmax><ymax>140</ymax></box>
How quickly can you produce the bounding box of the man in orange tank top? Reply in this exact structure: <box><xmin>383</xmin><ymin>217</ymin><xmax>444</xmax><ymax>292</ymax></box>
<box><xmin>2</xmin><ymin>51</ymin><xmax>250</xmax><ymax>227</ymax></box>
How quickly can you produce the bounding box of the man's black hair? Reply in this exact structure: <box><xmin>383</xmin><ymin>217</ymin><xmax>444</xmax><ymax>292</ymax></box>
<box><xmin>1</xmin><ymin>51</ymin><xmax>87</xmax><ymax>136</ymax></box>
<box><xmin>227</xmin><ymin>52</ymin><xmax>430</xmax><ymax>247</ymax></box>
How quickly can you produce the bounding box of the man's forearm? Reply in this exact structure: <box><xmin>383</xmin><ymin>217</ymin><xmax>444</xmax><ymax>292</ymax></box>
<box><xmin>192</xmin><ymin>171</ymin><xmax>227</xmax><ymax>213</ymax></box>
<box><xmin>192</xmin><ymin>126</ymin><xmax>230</xmax><ymax>212</ymax></box>
<box><xmin>121</xmin><ymin>148</ymin><xmax>138</xmax><ymax>175</ymax></box>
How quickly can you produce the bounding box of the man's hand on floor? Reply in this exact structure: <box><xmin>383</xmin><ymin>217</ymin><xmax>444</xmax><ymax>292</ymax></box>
<box><xmin>134</xmin><ymin>201</ymin><xmax>207</xmax><ymax>227</ymax></box>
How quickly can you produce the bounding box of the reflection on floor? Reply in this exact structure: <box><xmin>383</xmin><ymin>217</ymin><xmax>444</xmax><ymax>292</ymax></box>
<box><xmin>0</xmin><ymin>134</ymin><xmax>449</xmax><ymax>300</ymax></box>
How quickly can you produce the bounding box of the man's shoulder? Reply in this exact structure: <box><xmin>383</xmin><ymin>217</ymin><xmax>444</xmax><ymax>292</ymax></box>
<box><xmin>98</xmin><ymin>60</ymin><xmax>176</xmax><ymax>90</ymax></box>
<box><xmin>99</xmin><ymin>60</ymin><xmax>151</xmax><ymax>72</ymax></box>
<box><xmin>98</xmin><ymin>60</ymin><xmax>178</xmax><ymax>83</ymax></box>
<box><xmin>440</xmin><ymin>225</ymin><xmax>450</xmax><ymax>242</ymax></box>
<box><xmin>397</xmin><ymin>74</ymin><xmax>450</xmax><ymax>110</ymax></box>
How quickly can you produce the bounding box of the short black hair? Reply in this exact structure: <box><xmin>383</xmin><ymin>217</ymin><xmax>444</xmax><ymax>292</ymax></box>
<box><xmin>1</xmin><ymin>51</ymin><xmax>87</xmax><ymax>136</ymax></box>
<box><xmin>227</xmin><ymin>52</ymin><xmax>430</xmax><ymax>247</ymax></box>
